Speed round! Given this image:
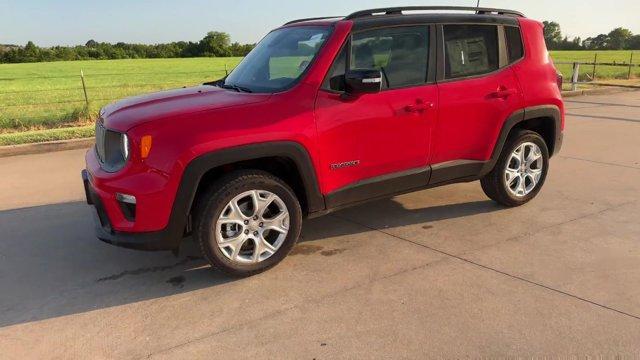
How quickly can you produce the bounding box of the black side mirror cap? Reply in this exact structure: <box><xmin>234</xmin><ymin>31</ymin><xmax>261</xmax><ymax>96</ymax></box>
<box><xmin>345</xmin><ymin>69</ymin><xmax>382</xmax><ymax>95</ymax></box>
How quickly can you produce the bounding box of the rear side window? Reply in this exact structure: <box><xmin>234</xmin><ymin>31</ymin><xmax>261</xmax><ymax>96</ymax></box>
<box><xmin>443</xmin><ymin>25</ymin><xmax>498</xmax><ymax>79</ymax></box>
<box><xmin>505</xmin><ymin>26</ymin><xmax>524</xmax><ymax>63</ymax></box>
<box><xmin>350</xmin><ymin>26</ymin><xmax>429</xmax><ymax>89</ymax></box>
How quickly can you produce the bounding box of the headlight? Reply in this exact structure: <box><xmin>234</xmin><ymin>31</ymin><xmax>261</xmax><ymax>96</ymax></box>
<box><xmin>95</xmin><ymin>126</ymin><xmax>129</xmax><ymax>173</ymax></box>
<box><xmin>121</xmin><ymin>133</ymin><xmax>130</xmax><ymax>160</ymax></box>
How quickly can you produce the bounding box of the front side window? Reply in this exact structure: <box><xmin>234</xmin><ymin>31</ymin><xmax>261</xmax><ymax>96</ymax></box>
<box><xmin>444</xmin><ymin>25</ymin><xmax>499</xmax><ymax>79</ymax></box>
<box><xmin>224</xmin><ymin>27</ymin><xmax>330</xmax><ymax>93</ymax></box>
<box><xmin>350</xmin><ymin>26</ymin><xmax>429</xmax><ymax>89</ymax></box>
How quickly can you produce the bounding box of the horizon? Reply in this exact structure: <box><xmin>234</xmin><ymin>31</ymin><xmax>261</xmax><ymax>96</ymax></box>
<box><xmin>1</xmin><ymin>0</ymin><xmax>640</xmax><ymax>47</ymax></box>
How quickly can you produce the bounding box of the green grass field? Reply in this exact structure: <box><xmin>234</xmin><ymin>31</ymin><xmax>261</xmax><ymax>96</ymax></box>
<box><xmin>0</xmin><ymin>58</ymin><xmax>242</xmax><ymax>134</ymax></box>
<box><xmin>0</xmin><ymin>51</ymin><xmax>638</xmax><ymax>145</ymax></box>
<box><xmin>550</xmin><ymin>50</ymin><xmax>639</xmax><ymax>81</ymax></box>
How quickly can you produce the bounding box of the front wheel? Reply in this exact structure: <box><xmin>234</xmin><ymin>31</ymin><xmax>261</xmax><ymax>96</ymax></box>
<box><xmin>481</xmin><ymin>130</ymin><xmax>550</xmax><ymax>207</ymax></box>
<box><xmin>194</xmin><ymin>170</ymin><xmax>302</xmax><ymax>277</ymax></box>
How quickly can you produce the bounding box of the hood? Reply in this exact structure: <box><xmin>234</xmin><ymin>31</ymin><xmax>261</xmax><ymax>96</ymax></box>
<box><xmin>101</xmin><ymin>85</ymin><xmax>271</xmax><ymax>131</ymax></box>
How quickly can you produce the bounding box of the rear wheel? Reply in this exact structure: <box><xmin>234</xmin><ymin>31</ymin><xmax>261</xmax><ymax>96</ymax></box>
<box><xmin>481</xmin><ymin>130</ymin><xmax>549</xmax><ymax>207</ymax></box>
<box><xmin>194</xmin><ymin>170</ymin><xmax>302</xmax><ymax>277</ymax></box>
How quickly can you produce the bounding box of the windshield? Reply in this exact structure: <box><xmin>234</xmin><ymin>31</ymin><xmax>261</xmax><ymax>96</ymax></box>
<box><xmin>223</xmin><ymin>26</ymin><xmax>331</xmax><ymax>93</ymax></box>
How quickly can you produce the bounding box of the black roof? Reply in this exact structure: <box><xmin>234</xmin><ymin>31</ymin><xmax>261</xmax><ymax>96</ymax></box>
<box><xmin>351</xmin><ymin>13</ymin><xmax>519</xmax><ymax>30</ymax></box>
<box><xmin>345</xmin><ymin>6</ymin><xmax>524</xmax><ymax>19</ymax></box>
<box><xmin>284</xmin><ymin>6</ymin><xmax>523</xmax><ymax>28</ymax></box>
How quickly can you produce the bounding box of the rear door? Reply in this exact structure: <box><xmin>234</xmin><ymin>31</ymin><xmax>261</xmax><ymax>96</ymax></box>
<box><xmin>432</xmin><ymin>24</ymin><xmax>524</xmax><ymax>170</ymax></box>
<box><xmin>315</xmin><ymin>25</ymin><xmax>437</xmax><ymax>196</ymax></box>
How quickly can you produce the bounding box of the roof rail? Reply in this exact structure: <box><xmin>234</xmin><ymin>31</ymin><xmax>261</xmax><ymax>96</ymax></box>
<box><xmin>345</xmin><ymin>6</ymin><xmax>524</xmax><ymax>20</ymax></box>
<box><xmin>284</xmin><ymin>16</ymin><xmax>343</xmax><ymax>26</ymax></box>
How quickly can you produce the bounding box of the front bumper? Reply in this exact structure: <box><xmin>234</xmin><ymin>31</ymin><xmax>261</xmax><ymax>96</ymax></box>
<box><xmin>82</xmin><ymin>169</ymin><xmax>181</xmax><ymax>251</ymax></box>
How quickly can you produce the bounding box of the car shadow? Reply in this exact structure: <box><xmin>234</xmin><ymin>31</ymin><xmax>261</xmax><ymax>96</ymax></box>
<box><xmin>0</xmin><ymin>196</ymin><xmax>502</xmax><ymax>328</ymax></box>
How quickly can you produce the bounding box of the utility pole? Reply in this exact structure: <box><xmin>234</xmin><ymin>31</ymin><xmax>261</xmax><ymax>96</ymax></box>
<box><xmin>476</xmin><ymin>0</ymin><xmax>480</xmax><ymax>7</ymax></box>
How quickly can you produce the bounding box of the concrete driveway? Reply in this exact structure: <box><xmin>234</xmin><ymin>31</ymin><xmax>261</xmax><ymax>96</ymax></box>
<box><xmin>1</xmin><ymin>91</ymin><xmax>639</xmax><ymax>359</ymax></box>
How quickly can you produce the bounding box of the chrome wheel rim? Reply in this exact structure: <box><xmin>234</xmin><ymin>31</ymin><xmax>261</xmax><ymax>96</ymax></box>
<box><xmin>505</xmin><ymin>142</ymin><xmax>543</xmax><ymax>197</ymax></box>
<box><xmin>215</xmin><ymin>190</ymin><xmax>289</xmax><ymax>264</ymax></box>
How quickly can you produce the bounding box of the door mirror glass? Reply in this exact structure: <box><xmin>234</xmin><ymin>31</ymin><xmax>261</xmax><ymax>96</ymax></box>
<box><xmin>345</xmin><ymin>69</ymin><xmax>382</xmax><ymax>94</ymax></box>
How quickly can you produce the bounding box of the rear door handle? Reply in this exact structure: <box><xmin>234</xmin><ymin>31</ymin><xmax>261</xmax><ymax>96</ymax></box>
<box><xmin>490</xmin><ymin>88</ymin><xmax>517</xmax><ymax>99</ymax></box>
<box><xmin>405</xmin><ymin>99</ymin><xmax>434</xmax><ymax>113</ymax></box>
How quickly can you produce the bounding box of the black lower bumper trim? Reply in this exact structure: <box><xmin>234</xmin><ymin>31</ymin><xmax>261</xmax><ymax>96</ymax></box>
<box><xmin>82</xmin><ymin>170</ymin><xmax>181</xmax><ymax>251</ymax></box>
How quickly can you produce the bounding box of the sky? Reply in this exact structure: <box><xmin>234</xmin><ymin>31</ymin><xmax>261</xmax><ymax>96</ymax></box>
<box><xmin>1</xmin><ymin>0</ymin><xmax>639</xmax><ymax>47</ymax></box>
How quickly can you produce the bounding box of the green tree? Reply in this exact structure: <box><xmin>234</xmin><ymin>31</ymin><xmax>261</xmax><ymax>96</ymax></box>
<box><xmin>542</xmin><ymin>21</ymin><xmax>562</xmax><ymax>49</ymax></box>
<box><xmin>585</xmin><ymin>34</ymin><xmax>610</xmax><ymax>50</ymax></box>
<box><xmin>628</xmin><ymin>35</ymin><xmax>640</xmax><ymax>50</ymax></box>
<box><xmin>22</xmin><ymin>41</ymin><xmax>40</xmax><ymax>62</ymax></box>
<box><xmin>608</xmin><ymin>28</ymin><xmax>633</xmax><ymax>50</ymax></box>
<box><xmin>199</xmin><ymin>31</ymin><xmax>231</xmax><ymax>57</ymax></box>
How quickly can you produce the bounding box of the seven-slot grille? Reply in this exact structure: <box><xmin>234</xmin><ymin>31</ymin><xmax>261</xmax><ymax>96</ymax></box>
<box><xmin>95</xmin><ymin>121</ymin><xmax>107</xmax><ymax>163</ymax></box>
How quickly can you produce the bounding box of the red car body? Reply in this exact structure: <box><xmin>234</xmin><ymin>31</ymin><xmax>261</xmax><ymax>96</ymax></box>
<box><xmin>83</xmin><ymin>9</ymin><xmax>564</xmax><ymax>251</ymax></box>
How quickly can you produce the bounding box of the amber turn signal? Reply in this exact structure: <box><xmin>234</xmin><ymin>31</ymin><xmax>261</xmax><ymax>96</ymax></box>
<box><xmin>140</xmin><ymin>135</ymin><xmax>153</xmax><ymax>159</ymax></box>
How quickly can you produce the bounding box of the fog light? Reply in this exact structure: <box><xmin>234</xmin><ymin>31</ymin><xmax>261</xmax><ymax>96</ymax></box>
<box><xmin>116</xmin><ymin>193</ymin><xmax>137</xmax><ymax>222</ymax></box>
<box><xmin>116</xmin><ymin>193</ymin><xmax>136</xmax><ymax>204</ymax></box>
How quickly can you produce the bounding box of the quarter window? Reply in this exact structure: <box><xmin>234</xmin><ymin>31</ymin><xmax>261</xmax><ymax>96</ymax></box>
<box><xmin>322</xmin><ymin>45</ymin><xmax>347</xmax><ymax>92</ymax></box>
<box><xmin>443</xmin><ymin>25</ymin><xmax>499</xmax><ymax>79</ymax></box>
<box><xmin>350</xmin><ymin>26</ymin><xmax>429</xmax><ymax>89</ymax></box>
<box><xmin>505</xmin><ymin>26</ymin><xmax>524</xmax><ymax>63</ymax></box>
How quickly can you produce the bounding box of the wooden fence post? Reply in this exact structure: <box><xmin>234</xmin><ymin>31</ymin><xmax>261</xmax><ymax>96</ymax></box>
<box><xmin>629</xmin><ymin>52</ymin><xmax>634</xmax><ymax>80</ymax></box>
<box><xmin>571</xmin><ymin>62</ymin><xmax>580</xmax><ymax>91</ymax></box>
<box><xmin>592</xmin><ymin>53</ymin><xmax>597</xmax><ymax>80</ymax></box>
<box><xmin>80</xmin><ymin>70</ymin><xmax>89</xmax><ymax>108</ymax></box>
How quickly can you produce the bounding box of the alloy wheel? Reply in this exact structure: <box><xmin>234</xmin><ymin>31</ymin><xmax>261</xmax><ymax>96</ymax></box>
<box><xmin>215</xmin><ymin>190</ymin><xmax>290</xmax><ymax>264</ymax></box>
<box><xmin>504</xmin><ymin>142</ymin><xmax>544</xmax><ymax>197</ymax></box>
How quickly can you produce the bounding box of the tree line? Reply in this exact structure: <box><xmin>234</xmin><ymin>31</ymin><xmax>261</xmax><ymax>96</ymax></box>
<box><xmin>0</xmin><ymin>31</ymin><xmax>255</xmax><ymax>63</ymax></box>
<box><xmin>3</xmin><ymin>23</ymin><xmax>639</xmax><ymax>64</ymax></box>
<box><xmin>544</xmin><ymin>22</ymin><xmax>640</xmax><ymax>50</ymax></box>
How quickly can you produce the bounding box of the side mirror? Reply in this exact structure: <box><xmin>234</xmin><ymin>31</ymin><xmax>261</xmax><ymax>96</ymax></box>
<box><xmin>345</xmin><ymin>69</ymin><xmax>382</xmax><ymax>95</ymax></box>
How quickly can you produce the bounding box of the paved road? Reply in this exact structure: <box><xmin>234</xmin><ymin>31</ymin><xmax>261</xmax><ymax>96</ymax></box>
<box><xmin>1</xmin><ymin>91</ymin><xmax>640</xmax><ymax>359</ymax></box>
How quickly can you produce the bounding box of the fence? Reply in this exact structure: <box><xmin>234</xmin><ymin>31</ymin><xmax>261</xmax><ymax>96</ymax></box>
<box><xmin>556</xmin><ymin>52</ymin><xmax>639</xmax><ymax>91</ymax></box>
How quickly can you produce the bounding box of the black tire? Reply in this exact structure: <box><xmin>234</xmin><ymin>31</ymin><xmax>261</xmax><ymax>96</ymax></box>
<box><xmin>480</xmin><ymin>129</ymin><xmax>550</xmax><ymax>207</ymax></box>
<box><xmin>194</xmin><ymin>170</ymin><xmax>302</xmax><ymax>277</ymax></box>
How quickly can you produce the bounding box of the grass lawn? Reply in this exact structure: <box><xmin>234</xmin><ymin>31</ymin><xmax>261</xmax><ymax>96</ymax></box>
<box><xmin>0</xmin><ymin>51</ymin><xmax>638</xmax><ymax>145</ymax></box>
<box><xmin>0</xmin><ymin>125</ymin><xmax>93</xmax><ymax>146</ymax></box>
<box><xmin>0</xmin><ymin>58</ymin><xmax>242</xmax><ymax>133</ymax></box>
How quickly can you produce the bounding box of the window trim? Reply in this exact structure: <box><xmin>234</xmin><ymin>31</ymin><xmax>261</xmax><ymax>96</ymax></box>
<box><xmin>503</xmin><ymin>25</ymin><xmax>526</xmax><ymax>65</ymax></box>
<box><xmin>320</xmin><ymin>24</ymin><xmax>437</xmax><ymax>94</ymax></box>
<box><xmin>437</xmin><ymin>23</ymin><xmax>505</xmax><ymax>83</ymax></box>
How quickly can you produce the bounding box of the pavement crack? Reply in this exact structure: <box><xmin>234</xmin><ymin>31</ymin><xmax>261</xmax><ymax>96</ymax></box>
<box><xmin>332</xmin><ymin>202</ymin><xmax>640</xmax><ymax>322</ymax></box>
<box><xmin>96</xmin><ymin>256</ymin><xmax>203</xmax><ymax>282</ymax></box>
<box><xmin>457</xmin><ymin>200</ymin><xmax>637</xmax><ymax>256</ymax></box>
<box><xmin>560</xmin><ymin>155</ymin><xmax>640</xmax><ymax>170</ymax></box>
<box><xmin>566</xmin><ymin>112</ymin><xmax>640</xmax><ymax>123</ymax></box>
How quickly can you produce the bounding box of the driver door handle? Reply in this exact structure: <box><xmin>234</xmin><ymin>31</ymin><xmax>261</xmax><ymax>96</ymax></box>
<box><xmin>405</xmin><ymin>99</ymin><xmax>434</xmax><ymax>113</ymax></box>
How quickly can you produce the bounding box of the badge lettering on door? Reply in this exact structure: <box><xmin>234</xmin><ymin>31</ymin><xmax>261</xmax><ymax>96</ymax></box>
<box><xmin>330</xmin><ymin>160</ymin><xmax>360</xmax><ymax>170</ymax></box>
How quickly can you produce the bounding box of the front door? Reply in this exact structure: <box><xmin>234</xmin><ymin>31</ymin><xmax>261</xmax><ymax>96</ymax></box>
<box><xmin>315</xmin><ymin>25</ymin><xmax>437</xmax><ymax>197</ymax></box>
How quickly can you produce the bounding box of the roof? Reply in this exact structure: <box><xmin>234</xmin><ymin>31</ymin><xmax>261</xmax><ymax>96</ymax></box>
<box><xmin>283</xmin><ymin>6</ymin><xmax>524</xmax><ymax>28</ymax></box>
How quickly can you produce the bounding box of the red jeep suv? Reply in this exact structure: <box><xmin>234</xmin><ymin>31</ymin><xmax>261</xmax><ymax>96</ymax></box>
<box><xmin>82</xmin><ymin>6</ymin><xmax>564</xmax><ymax>276</ymax></box>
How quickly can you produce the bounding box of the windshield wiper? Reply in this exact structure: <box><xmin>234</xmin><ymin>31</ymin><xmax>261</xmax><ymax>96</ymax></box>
<box><xmin>218</xmin><ymin>83</ymin><xmax>253</xmax><ymax>93</ymax></box>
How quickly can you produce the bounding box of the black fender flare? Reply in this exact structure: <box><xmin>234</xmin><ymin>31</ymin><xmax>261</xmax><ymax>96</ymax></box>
<box><xmin>165</xmin><ymin>141</ymin><xmax>325</xmax><ymax>242</ymax></box>
<box><xmin>479</xmin><ymin>105</ymin><xmax>563</xmax><ymax>177</ymax></box>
